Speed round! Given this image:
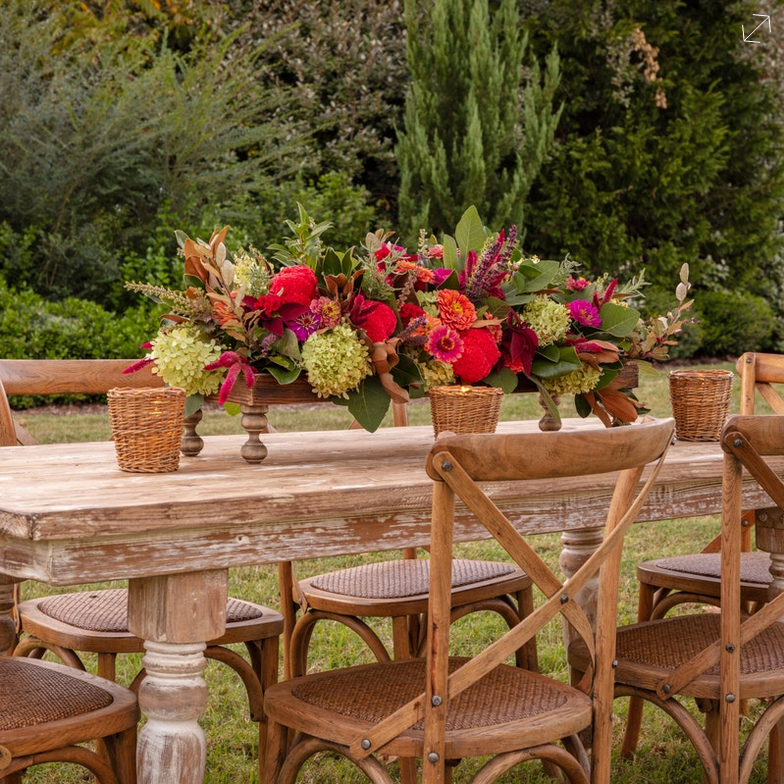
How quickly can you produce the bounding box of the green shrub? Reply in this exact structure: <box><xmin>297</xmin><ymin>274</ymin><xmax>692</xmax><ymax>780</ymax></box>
<box><xmin>0</xmin><ymin>279</ymin><xmax>156</xmax><ymax>362</ymax></box>
<box><xmin>695</xmin><ymin>290</ymin><xmax>775</xmax><ymax>357</ymax></box>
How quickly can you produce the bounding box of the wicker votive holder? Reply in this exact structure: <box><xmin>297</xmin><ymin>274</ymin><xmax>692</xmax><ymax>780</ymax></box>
<box><xmin>107</xmin><ymin>387</ymin><xmax>186</xmax><ymax>472</ymax></box>
<box><xmin>429</xmin><ymin>385</ymin><xmax>504</xmax><ymax>437</ymax></box>
<box><xmin>668</xmin><ymin>369</ymin><xmax>733</xmax><ymax>441</ymax></box>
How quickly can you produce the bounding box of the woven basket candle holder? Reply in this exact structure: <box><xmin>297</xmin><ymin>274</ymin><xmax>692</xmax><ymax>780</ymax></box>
<box><xmin>668</xmin><ymin>369</ymin><xmax>733</xmax><ymax>442</ymax></box>
<box><xmin>107</xmin><ymin>387</ymin><xmax>186</xmax><ymax>472</ymax></box>
<box><xmin>429</xmin><ymin>385</ymin><xmax>503</xmax><ymax>437</ymax></box>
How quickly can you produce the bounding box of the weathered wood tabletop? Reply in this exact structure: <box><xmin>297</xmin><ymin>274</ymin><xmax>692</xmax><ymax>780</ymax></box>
<box><xmin>1</xmin><ymin>418</ymin><xmax>781</xmax><ymax>784</ymax></box>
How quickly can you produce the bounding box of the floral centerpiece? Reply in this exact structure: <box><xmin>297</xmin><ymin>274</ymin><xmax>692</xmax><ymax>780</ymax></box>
<box><xmin>126</xmin><ymin>205</ymin><xmax>692</xmax><ymax>431</ymax></box>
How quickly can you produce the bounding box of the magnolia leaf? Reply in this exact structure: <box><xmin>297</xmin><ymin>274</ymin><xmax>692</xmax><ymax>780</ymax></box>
<box><xmin>574</xmin><ymin>393</ymin><xmax>593</xmax><ymax>418</ymax></box>
<box><xmin>341</xmin><ymin>375</ymin><xmax>391</xmax><ymax>432</ymax></box>
<box><xmin>183</xmin><ymin>274</ymin><xmax>206</xmax><ymax>291</ymax></box>
<box><xmin>483</xmin><ymin>366</ymin><xmax>518</xmax><ymax>393</ymax></box>
<box><xmin>438</xmin><ymin>269</ymin><xmax>461</xmax><ymax>290</ymax></box>
<box><xmin>530</xmin><ymin>377</ymin><xmax>562</xmax><ymax>424</ymax></box>
<box><xmin>442</xmin><ymin>233</ymin><xmax>460</xmax><ymax>270</ymax></box>
<box><xmin>531</xmin><ymin>346</ymin><xmax>581</xmax><ymax>378</ymax></box>
<box><xmin>323</xmin><ymin>247</ymin><xmax>352</xmax><ymax>278</ymax></box>
<box><xmin>598</xmin><ymin>302</ymin><xmax>640</xmax><ymax>336</ymax></box>
<box><xmin>174</xmin><ymin>229</ymin><xmax>189</xmax><ymax>250</ymax></box>
<box><xmin>482</xmin><ymin>296</ymin><xmax>513</xmax><ymax>318</ymax></box>
<box><xmin>536</xmin><ymin>343</ymin><xmax>562</xmax><ymax>363</ymax></box>
<box><xmin>513</xmin><ymin>259</ymin><xmax>561</xmax><ymax>292</ymax></box>
<box><xmin>455</xmin><ymin>205</ymin><xmax>486</xmax><ymax>254</ymax></box>
<box><xmin>271</xmin><ymin>328</ymin><xmax>301</xmax><ymax>359</ymax></box>
<box><xmin>184</xmin><ymin>393</ymin><xmax>204</xmax><ymax>417</ymax></box>
<box><xmin>266</xmin><ymin>364</ymin><xmax>302</xmax><ymax>384</ymax></box>
<box><xmin>391</xmin><ymin>354</ymin><xmax>424</xmax><ymax>391</ymax></box>
<box><xmin>679</xmin><ymin>263</ymin><xmax>690</xmax><ymax>285</ymax></box>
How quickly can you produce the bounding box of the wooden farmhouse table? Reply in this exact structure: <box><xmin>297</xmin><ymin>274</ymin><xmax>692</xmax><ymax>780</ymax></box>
<box><xmin>2</xmin><ymin>417</ymin><xmax>784</xmax><ymax>784</ymax></box>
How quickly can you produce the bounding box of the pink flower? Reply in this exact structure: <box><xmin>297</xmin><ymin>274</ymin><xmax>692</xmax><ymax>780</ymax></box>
<box><xmin>452</xmin><ymin>327</ymin><xmax>501</xmax><ymax>384</ymax></box>
<box><xmin>310</xmin><ymin>296</ymin><xmax>342</xmax><ymax>329</ymax></box>
<box><xmin>426</xmin><ymin>324</ymin><xmax>464</xmax><ymax>363</ymax></box>
<box><xmin>203</xmin><ymin>351</ymin><xmax>256</xmax><ymax>405</ymax></box>
<box><xmin>566</xmin><ymin>276</ymin><xmax>590</xmax><ymax>291</ymax></box>
<box><xmin>568</xmin><ymin>299</ymin><xmax>601</xmax><ymax>328</ymax></box>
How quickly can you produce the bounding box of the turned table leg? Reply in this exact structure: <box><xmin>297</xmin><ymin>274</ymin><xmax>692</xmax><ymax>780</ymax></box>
<box><xmin>127</xmin><ymin>570</ymin><xmax>229</xmax><ymax>784</ymax></box>
<box><xmin>560</xmin><ymin>526</ymin><xmax>604</xmax><ymax>679</ymax></box>
<box><xmin>0</xmin><ymin>577</ymin><xmax>18</xmax><ymax>655</ymax></box>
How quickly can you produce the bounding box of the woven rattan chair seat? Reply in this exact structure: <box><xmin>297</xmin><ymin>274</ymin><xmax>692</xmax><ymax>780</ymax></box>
<box><xmin>0</xmin><ymin>658</ymin><xmax>112</xmax><ymax>731</ymax></box>
<box><xmin>572</xmin><ymin>614</ymin><xmax>784</xmax><ymax>700</ymax></box>
<box><xmin>35</xmin><ymin>589</ymin><xmax>267</xmax><ymax>633</ymax></box>
<box><xmin>268</xmin><ymin>657</ymin><xmax>591</xmax><ymax>754</ymax></box>
<box><xmin>307</xmin><ymin>558</ymin><xmax>520</xmax><ymax>600</ymax></box>
<box><xmin>639</xmin><ymin>551</ymin><xmax>771</xmax><ymax>585</ymax></box>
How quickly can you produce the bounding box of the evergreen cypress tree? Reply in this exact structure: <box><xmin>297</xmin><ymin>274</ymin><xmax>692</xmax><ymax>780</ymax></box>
<box><xmin>396</xmin><ymin>0</ymin><xmax>562</xmax><ymax>239</ymax></box>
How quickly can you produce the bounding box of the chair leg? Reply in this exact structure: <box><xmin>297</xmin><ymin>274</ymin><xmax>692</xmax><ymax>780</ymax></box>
<box><xmin>258</xmin><ymin>636</ymin><xmax>280</xmax><ymax>780</ymax></box>
<box><xmin>102</xmin><ymin>724</ymin><xmax>139</xmax><ymax>784</ymax></box>
<box><xmin>769</xmin><ymin>717</ymin><xmax>784</xmax><ymax>784</ymax></box>
<box><xmin>262</xmin><ymin>719</ymin><xmax>289</xmax><ymax>784</ymax></box>
<box><xmin>621</xmin><ymin>581</ymin><xmax>657</xmax><ymax>758</ymax></box>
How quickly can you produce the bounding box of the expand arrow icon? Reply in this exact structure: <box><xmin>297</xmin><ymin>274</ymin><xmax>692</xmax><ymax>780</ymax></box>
<box><xmin>743</xmin><ymin>14</ymin><xmax>771</xmax><ymax>43</ymax></box>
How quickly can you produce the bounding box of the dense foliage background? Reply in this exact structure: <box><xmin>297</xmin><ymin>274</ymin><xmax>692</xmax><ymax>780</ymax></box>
<box><xmin>1</xmin><ymin>0</ymin><xmax>783</xmax><ymax>361</ymax></box>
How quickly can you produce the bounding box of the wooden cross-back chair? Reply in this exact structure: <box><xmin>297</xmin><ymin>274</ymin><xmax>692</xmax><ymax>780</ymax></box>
<box><xmin>262</xmin><ymin>418</ymin><xmax>674</xmax><ymax>784</ymax></box>
<box><xmin>0</xmin><ymin>358</ymin><xmax>284</xmax><ymax>780</ymax></box>
<box><xmin>583</xmin><ymin>415</ymin><xmax>784</xmax><ymax>784</ymax></box>
<box><xmin>623</xmin><ymin>352</ymin><xmax>784</xmax><ymax>756</ymax></box>
<box><xmin>0</xmin><ymin>581</ymin><xmax>139</xmax><ymax>784</ymax></box>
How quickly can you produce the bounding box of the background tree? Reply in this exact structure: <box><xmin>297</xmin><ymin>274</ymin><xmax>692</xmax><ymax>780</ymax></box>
<box><xmin>396</xmin><ymin>0</ymin><xmax>562</xmax><ymax>241</ymax></box>
<box><xmin>0</xmin><ymin>0</ymin><xmax>306</xmax><ymax>308</ymax></box>
<box><xmin>522</xmin><ymin>0</ymin><xmax>784</xmax><ymax>354</ymax></box>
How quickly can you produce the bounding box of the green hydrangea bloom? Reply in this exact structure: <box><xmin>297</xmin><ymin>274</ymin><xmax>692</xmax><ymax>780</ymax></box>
<box><xmin>542</xmin><ymin>364</ymin><xmax>602</xmax><ymax>397</ymax></box>
<box><xmin>301</xmin><ymin>322</ymin><xmax>372</xmax><ymax>398</ymax></box>
<box><xmin>418</xmin><ymin>359</ymin><xmax>456</xmax><ymax>391</ymax></box>
<box><xmin>522</xmin><ymin>297</ymin><xmax>570</xmax><ymax>346</ymax></box>
<box><xmin>150</xmin><ymin>326</ymin><xmax>226</xmax><ymax>396</ymax></box>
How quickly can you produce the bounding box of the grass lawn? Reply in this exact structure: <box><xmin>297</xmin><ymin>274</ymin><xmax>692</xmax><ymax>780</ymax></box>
<box><xmin>11</xmin><ymin>359</ymin><xmax>774</xmax><ymax>783</ymax></box>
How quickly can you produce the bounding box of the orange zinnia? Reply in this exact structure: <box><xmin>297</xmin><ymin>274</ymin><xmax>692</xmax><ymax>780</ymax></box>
<box><xmin>436</xmin><ymin>290</ymin><xmax>476</xmax><ymax>330</ymax></box>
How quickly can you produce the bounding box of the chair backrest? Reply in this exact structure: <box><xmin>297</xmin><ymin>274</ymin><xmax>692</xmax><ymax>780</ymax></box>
<box><xmin>737</xmin><ymin>352</ymin><xmax>784</xmax><ymax>415</ymax></box>
<box><xmin>0</xmin><ymin>359</ymin><xmax>163</xmax><ymax>446</ymax></box>
<box><xmin>731</xmin><ymin>352</ymin><xmax>784</xmax><ymax>551</ymax></box>
<box><xmin>346</xmin><ymin>417</ymin><xmax>675</xmax><ymax>782</ymax></box>
<box><xmin>655</xmin><ymin>414</ymin><xmax>784</xmax><ymax>778</ymax></box>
